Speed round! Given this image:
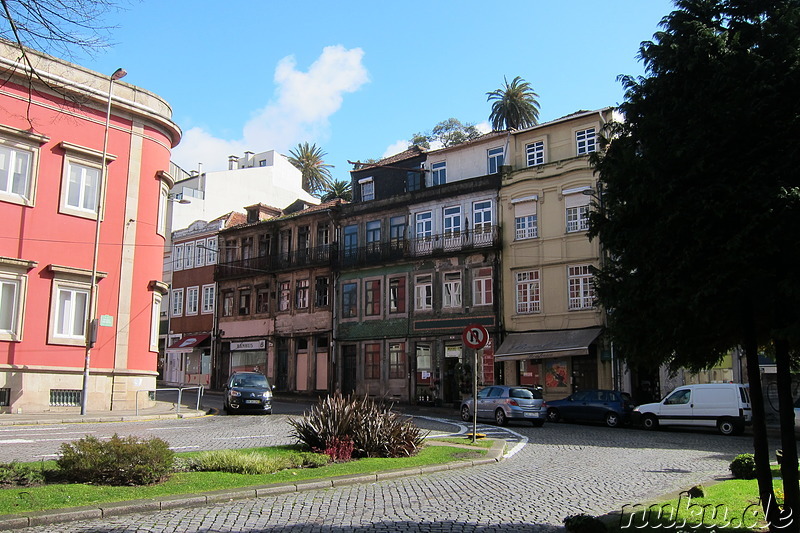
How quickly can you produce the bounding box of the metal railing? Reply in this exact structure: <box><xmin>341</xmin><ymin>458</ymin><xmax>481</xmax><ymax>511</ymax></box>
<box><xmin>135</xmin><ymin>386</ymin><xmax>204</xmax><ymax>416</ymax></box>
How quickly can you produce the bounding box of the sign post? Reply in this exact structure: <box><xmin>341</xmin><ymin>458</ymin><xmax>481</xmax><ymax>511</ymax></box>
<box><xmin>462</xmin><ymin>324</ymin><xmax>489</xmax><ymax>443</ymax></box>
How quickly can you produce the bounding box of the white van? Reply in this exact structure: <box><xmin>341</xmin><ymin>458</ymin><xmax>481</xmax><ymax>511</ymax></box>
<box><xmin>633</xmin><ymin>383</ymin><xmax>751</xmax><ymax>435</ymax></box>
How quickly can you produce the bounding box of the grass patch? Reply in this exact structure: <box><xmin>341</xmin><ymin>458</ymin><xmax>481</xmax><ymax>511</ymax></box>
<box><xmin>604</xmin><ymin>473</ymin><xmax>788</xmax><ymax>532</ymax></box>
<box><xmin>427</xmin><ymin>437</ymin><xmax>496</xmax><ymax>449</ymax></box>
<box><xmin>0</xmin><ymin>444</ymin><xmax>482</xmax><ymax>515</ymax></box>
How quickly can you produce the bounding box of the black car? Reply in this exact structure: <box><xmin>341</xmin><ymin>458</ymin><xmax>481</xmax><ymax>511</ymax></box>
<box><xmin>223</xmin><ymin>372</ymin><xmax>273</xmax><ymax>414</ymax></box>
<box><xmin>546</xmin><ymin>389</ymin><xmax>634</xmax><ymax>428</ymax></box>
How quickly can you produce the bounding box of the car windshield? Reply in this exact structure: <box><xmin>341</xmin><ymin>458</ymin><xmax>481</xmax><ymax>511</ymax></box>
<box><xmin>232</xmin><ymin>375</ymin><xmax>269</xmax><ymax>388</ymax></box>
<box><xmin>510</xmin><ymin>388</ymin><xmax>542</xmax><ymax>400</ymax></box>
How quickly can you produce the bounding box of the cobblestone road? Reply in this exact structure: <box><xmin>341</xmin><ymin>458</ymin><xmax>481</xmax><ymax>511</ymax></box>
<box><xmin>9</xmin><ymin>411</ymin><xmax>756</xmax><ymax>533</ymax></box>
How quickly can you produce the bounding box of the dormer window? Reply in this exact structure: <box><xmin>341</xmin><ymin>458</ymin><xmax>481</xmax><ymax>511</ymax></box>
<box><xmin>359</xmin><ymin>177</ymin><xmax>374</xmax><ymax>201</ymax></box>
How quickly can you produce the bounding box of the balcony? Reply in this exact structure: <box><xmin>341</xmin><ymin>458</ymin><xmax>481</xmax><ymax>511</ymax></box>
<box><xmin>215</xmin><ymin>244</ymin><xmax>334</xmax><ymax>281</ymax></box>
<box><xmin>339</xmin><ymin>225</ymin><xmax>500</xmax><ymax>268</ymax></box>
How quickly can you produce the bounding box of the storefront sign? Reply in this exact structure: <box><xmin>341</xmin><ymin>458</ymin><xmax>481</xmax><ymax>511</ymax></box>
<box><xmin>445</xmin><ymin>345</ymin><xmax>462</xmax><ymax>358</ymax></box>
<box><xmin>230</xmin><ymin>340</ymin><xmax>266</xmax><ymax>351</ymax></box>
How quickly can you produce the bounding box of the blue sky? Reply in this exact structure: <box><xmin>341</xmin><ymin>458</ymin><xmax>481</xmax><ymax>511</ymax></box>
<box><xmin>76</xmin><ymin>0</ymin><xmax>675</xmax><ymax>180</ymax></box>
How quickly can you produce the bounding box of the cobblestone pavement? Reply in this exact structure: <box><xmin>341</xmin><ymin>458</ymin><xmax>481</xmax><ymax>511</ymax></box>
<box><xmin>10</xmin><ymin>412</ymin><xmax>756</xmax><ymax>533</ymax></box>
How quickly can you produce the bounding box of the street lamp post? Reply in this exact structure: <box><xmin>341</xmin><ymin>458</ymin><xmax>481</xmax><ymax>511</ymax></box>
<box><xmin>81</xmin><ymin>68</ymin><xmax>127</xmax><ymax>416</ymax></box>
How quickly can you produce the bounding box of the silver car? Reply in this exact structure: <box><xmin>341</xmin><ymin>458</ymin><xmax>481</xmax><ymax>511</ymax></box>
<box><xmin>460</xmin><ymin>385</ymin><xmax>547</xmax><ymax>427</ymax></box>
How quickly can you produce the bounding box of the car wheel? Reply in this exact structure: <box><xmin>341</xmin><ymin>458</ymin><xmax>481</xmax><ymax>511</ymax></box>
<box><xmin>265</xmin><ymin>410</ymin><xmax>272</xmax><ymax>415</ymax></box>
<box><xmin>642</xmin><ymin>414</ymin><xmax>658</xmax><ymax>430</ymax></box>
<box><xmin>531</xmin><ymin>420</ymin><xmax>545</xmax><ymax>428</ymax></box>
<box><xmin>495</xmin><ymin>408</ymin><xmax>507</xmax><ymax>426</ymax></box>
<box><xmin>547</xmin><ymin>408</ymin><xmax>561</xmax><ymax>423</ymax></box>
<box><xmin>605</xmin><ymin>412</ymin><xmax>620</xmax><ymax>428</ymax></box>
<box><xmin>717</xmin><ymin>418</ymin><xmax>736</xmax><ymax>436</ymax></box>
<box><xmin>460</xmin><ymin>405</ymin><xmax>471</xmax><ymax>422</ymax></box>
<box><xmin>223</xmin><ymin>404</ymin><xmax>232</xmax><ymax>415</ymax></box>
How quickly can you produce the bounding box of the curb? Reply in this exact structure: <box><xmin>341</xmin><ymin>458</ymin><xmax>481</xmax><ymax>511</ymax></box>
<box><xmin>0</xmin><ymin>439</ymin><xmax>505</xmax><ymax>530</ymax></box>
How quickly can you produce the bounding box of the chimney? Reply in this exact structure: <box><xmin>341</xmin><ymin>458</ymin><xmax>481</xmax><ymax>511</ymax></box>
<box><xmin>244</xmin><ymin>151</ymin><xmax>254</xmax><ymax>168</ymax></box>
<box><xmin>228</xmin><ymin>155</ymin><xmax>237</xmax><ymax>170</ymax></box>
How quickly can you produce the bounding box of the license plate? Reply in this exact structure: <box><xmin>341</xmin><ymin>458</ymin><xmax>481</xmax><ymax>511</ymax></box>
<box><xmin>245</xmin><ymin>399</ymin><xmax>261</xmax><ymax>404</ymax></box>
<box><xmin>524</xmin><ymin>412</ymin><xmax>539</xmax><ymax>418</ymax></box>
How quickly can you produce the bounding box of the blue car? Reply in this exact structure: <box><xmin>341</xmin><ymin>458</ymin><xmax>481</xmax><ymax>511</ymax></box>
<box><xmin>546</xmin><ymin>389</ymin><xmax>634</xmax><ymax>428</ymax></box>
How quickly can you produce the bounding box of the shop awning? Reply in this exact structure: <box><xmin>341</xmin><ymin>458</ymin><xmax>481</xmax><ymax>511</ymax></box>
<box><xmin>494</xmin><ymin>327</ymin><xmax>602</xmax><ymax>361</ymax></box>
<box><xmin>166</xmin><ymin>334</ymin><xmax>211</xmax><ymax>353</ymax></box>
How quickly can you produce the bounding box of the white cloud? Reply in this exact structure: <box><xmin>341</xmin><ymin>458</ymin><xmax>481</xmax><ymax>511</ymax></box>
<box><xmin>475</xmin><ymin>121</ymin><xmax>492</xmax><ymax>134</ymax></box>
<box><xmin>172</xmin><ymin>45</ymin><xmax>369</xmax><ymax>172</ymax></box>
<box><xmin>382</xmin><ymin>139</ymin><xmax>410</xmax><ymax>159</ymax></box>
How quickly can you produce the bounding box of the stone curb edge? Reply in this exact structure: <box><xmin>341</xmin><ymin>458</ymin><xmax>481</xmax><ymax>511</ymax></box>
<box><xmin>0</xmin><ymin>439</ymin><xmax>505</xmax><ymax>530</ymax></box>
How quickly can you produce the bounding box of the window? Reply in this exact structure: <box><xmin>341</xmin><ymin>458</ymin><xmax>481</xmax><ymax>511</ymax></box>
<box><xmin>364</xmin><ymin>279</ymin><xmax>381</xmax><ymax>316</ymax></box>
<box><xmin>414</xmin><ymin>274</ymin><xmax>432</xmax><ymax>311</ymax></box>
<box><xmin>279</xmin><ymin>281</ymin><xmax>291</xmax><ymax>311</ymax></box>
<box><xmin>576</xmin><ymin>127</ymin><xmax>596</xmax><ymax>155</ymax></box>
<box><xmin>415</xmin><ymin>211</ymin><xmax>432</xmax><ymax>239</ymax></box>
<box><xmin>156</xmin><ymin>184</ymin><xmax>168</xmax><ymax>237</ymax></box>
<box><xmin>184</xmin><ymin>242</ymin><xmax>195</xmax><ymax>269</ymax></box>
<box><xmin>0</xmin><ymin>267</ymin><xmax>29</xmax><ymax>342</ymax></box>
<box><xmin>343</xmin><ymin>225</ymin><xmax>358</xmax><ymax>260</ymax></box>
<box><xmin>516</xmin><ymin>271</ymin><xmax>540</xmax><ymax>314</ymax></box>
<box><xmin>171</xmin><ymin>288</ymin><xmax>184</xmax><ymax>317</ymax></box>
<box><xmin>443</xmin><ymin>272</ymin><xmax>462</xmax><ymax>308</ymax></box>
<box><xmin>149</xmin><ymin>293</ymin><xmax>161</xmax><ymax>352</ymax></box>
<box><xmin>259</xmin><ymin>159</ymin><xmax>267</xmax><ymax>167</ymax></box>
<box><xmin>431</xmin><ymin>161</ymin><xmax>446</xmax><ymax>186</ymax></box>
<box><xmin>665</xmin><ymin>389</ymin><xmax>691</xmax><ymax>405</ymax></box>
<box><xmin>364</xmin><ymin>343</ymin><xmax>381</xmax><ymax>380</ymax></box>
<box><xmin>206</xmin><ymin>237</ymin><xmax>218</xmax><ymax>264</ymax></box>
<box><xmin>342</xmin><ymin>282</ymin><xmax>357</xmax><ymax>318</ymax></box>
<box><xmin>296</xmin><ymin>279</ymin><xmax>309</xmax><ymax>309</ymax></box>
<box><xmin>315</xmin><ymin>277</ymin><xmax>329</xmax><ymax>307</ymax></box>
<box><xmin>258</xmin><ymin>233</ymin><xmax>271</xmax><ymax>257</ymax></box>
<box><xmin>389</xmin><ymin>342</ymin><xmax>405</xmax><ymax>379</ymax></box>
<box><xmin>416</xmin><ymin>343</ymin><xmax>431</xmax><ymax>373</ymax></box>
<box><xmin>202</xmin><ymin>284</ymin><xmax>215</xmax><ymax>314</ymax></box>
<box><xmin>65</xmin><ymin>162</ymin><xmax>100</xmax><ymax>215</ymax></box>
<box><xmin>0</xmin><ymin>131</ymin><xmax>42</xmax><ymax>206</ymax></box>
<box><xmin>317</xmin><ymin>224</ymin><xmax>330</xmax><ymax>248</ymax></box>
<box><xmin>366</xmin><ymin>220</ymin><xmax>381</xmax><ymax>249</ymax></box>
<box><xmin>407</xmin><ymin>170</ymin><xmax>421</xmax><ymax>192</ymax></box>
<box><xmin>241</xmin><ymin>237</ymin><xmax>253</xmax><ymax>260</ymax></box>
<box><xmin>360</xmin><ymin>178</ymin><xmax>374</xmax><ymax>201</ymax></box>
<box><xmin>256</xmin><ymin>286</ymin><xmax>269</xmax><ymax>313</ymax></box>
<box><xmin>298</xmin><ymin>226</ymin><xmax>310</xmax><ymax>258</ymax></box>
<box><xmin>173</xmin><ymin>244</ymin><xmax>184</xmax><ymax>271</ymax></box>
<box><xmin>473</xmin><ymin>268</ymin><xmax>493</xmax><ymax>307</ymax></box>
<box><xmin>443</xmin><ymin>206</ymin><xmax>462</xmax><ymax>236</ymax></box>
<box><xmin>473</xmin><ymin>200</ymin><xmax>493</xmax><ymax>232</ymax></box>
<box><xmin>526</xmin><ymin>140</ymin><xmax>544</xmax><ymax>166</ymax></box>
<box><xmin>565</xmin><ymin>192</ymin><xmax>590</xmax><ymax>233</ymax></box>
<box><xmin>279</xmin><ymin>231</ymin><xmax>291</xmax><ymax>260</ymax></box>
<box><xmin>239</xmin><ymin>289</ymin><xmax>251</xmax><ymax>315</ymax></box>
<box><xmin>222</xmin><ymin>291</ymin><xmax>234</xmax><ymax>317</ymax></box>
<box><xmin>194</xmin><ymin>240</ymin><xmax>205</xmax><ymax>267</ymax></box>
<box><xmin>389</xmin><ymin>216</ymin><xmax>406</xmax><ymax>246</ymax></box>
<box><xmin>488</xmin><ymin>147</ymin><xmax>504</xmax><ymax>174</ymax></box>
<box><xmin>568</xmin><ymin>265</ymin><xmax>594</xmax><ymax>310</ymax></box>
<box><xmin>513</xmin><ymin>197</ymin><xmax>538</xmax><ymax>239</ymax></box>
<box><xmin>224</xmin><ymin>239</ymin><xmax>236</xmax><ymax>263</ymax></box>
<box><xmin>53</xmin><ymin>286</ymin><xmax>89</xmax><ymax>341</ymax></box>
<box><xmin>388</xmin><ymin>276</ymin><xmax>406</xmax><ymax>313</ymax></box>
<box><xmin>186</xmin><ymin>286</ymin><xmax>199</xmax><ymax>315</ymax></box>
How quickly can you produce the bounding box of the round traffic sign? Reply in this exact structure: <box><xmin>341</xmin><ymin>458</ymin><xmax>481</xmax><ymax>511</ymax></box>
<box><xmin>462</xmin><ymin>324</ymin><xmax>489</xmax><ymax>349</ymax></box>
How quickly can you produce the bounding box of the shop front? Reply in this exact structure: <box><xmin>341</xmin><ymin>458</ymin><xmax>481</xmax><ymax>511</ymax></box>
<box><xmin>165</xmin><ymin>334</ymin><xmax>211</xmax><ymax>386</ymax></box>
<box><xmin>494</xmin><ymin>327</ymin><xmax>602</xmax><ymax>401</ymax></box>
<box><xmin>226</xmin><ymin>339</ymin><xmax>269</xmax><ymax>377</ymax></box>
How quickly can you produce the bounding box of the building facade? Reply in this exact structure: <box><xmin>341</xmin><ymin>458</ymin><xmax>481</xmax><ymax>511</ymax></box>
<box><xmin>0</xmin><ymin>42</ymin><xmax>180</xmax><ymax>412</ymax></box>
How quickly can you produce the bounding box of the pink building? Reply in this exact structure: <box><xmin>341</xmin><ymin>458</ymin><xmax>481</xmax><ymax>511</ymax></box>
<box><xmin>0</xmin><ymin>42</ymin><xmax>180</xmax><ymax>413</ymax></box>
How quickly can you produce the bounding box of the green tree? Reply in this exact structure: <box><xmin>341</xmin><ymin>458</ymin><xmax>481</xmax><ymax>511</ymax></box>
<box><xmin>408</xmin><ymin>118</ymin><xmax>481</xmax><ymax>149</ymax></box>
<box><xmin>589</xmin><ymin>1</ymin><xmax>800</xmax><ymax>529</ymax></box>
<box><xmin>287</xmin><ymin>142</ymin><xmax>334</xmax><ymax>196</ymax></box>
<box><xmin>486</xmin><ymin>76</ymin><xmax>540</xmax><ymax>131</ymax></box>
<box><xmin>320</xmin><ymin>179</ymin><xmax>352</xmax><ymax>202</ymax></box>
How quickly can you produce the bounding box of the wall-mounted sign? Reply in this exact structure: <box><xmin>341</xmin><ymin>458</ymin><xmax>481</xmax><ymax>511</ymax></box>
<box><xmin>99</xmin><ymin>315</ymin><xmax>114</xmax><ymax>327</ymax></box>
<box><xmin>230</xmin><ymin>340</ymin><xmax>266</xmax><ymax>351</ymax></box>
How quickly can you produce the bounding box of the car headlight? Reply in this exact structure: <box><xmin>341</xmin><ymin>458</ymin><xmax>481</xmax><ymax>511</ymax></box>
<box><xmin>230</xmin><ymin>390</ymin><xmax>241</xmax><ymax>397</ymax></box>
<box><xmin>262</xmin><ymin>392</ymin><xmax>271</xmax><ymax>398</ymax></box>
<box><xmin>633</xmin><ymin>406</ymin><xmax>639</xmax><ymax>412</ymax></box>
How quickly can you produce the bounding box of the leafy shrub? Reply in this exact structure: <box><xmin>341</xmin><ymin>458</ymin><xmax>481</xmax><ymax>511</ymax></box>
<box><xmin>322</xmin><ymin>436</ymin><xmax>354</xmax><ymax>463</ymax></box>
<box><xmin>289</xmin><ymin>394</ymin><xmax>426</xmax><ymax>460</ymax></box>
<box><xmin>183</xmin><ymin>449</ymin><xmax>328</xmax><ymax>474</ymax></box>
<box><xmin>0</xmin><ymin>462</ymin><xmax>46</xmax><ymax>487</ymax></box>
<box><xmin>729</xmin><ymin>453</ymin><xmax>757</xmax><ymax>479</ymax></box>
<box><xmin>57</xmin><ymin>434</ymin><xmax>173</xmax><ymax>486</ymax></box>
<box><xmin>563</xmin><ymin>514</ymin><xmax>607</xmax><ymax>533</ymax></box>
<box><xmin>686</xmin><ymin>484</ymin><xmax>705</xmax><ymax>498</ymax></box>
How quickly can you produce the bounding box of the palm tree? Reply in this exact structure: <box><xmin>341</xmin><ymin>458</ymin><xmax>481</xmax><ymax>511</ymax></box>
<box><xmin>287</xmin><ymin>142</ymin><xmax>334</xmax><ymax>195</ymax></box>
<box><xmin>320</xmin><ymin>179</ymin><xmax>352</xmax><ymax>202</ymax></box>
<box><xmin>486</xmin><ymin>76</ymin><xmax>540</xmax><ymax>131</ymax></box>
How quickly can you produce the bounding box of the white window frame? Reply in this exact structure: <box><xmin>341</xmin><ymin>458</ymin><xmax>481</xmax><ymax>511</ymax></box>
<box><xmin>206</xmin><ymin>237</ymin><xmax>218</xmax><ymax>264</ymax></box>
<box><xmin>443</xmin><ymin>206</ymin><xmax>462</xmax><ymax>236</ymax></box>
<box><xmin>415</xmin><ymin>211</ymin><xmax>432</xmax><ymax>239</ymax></box>
<box><xmin>0</xmin><ymin>268</ymin><xmax>29</xmax><ymax>342</ymax></box>
<box><xmin>173</xmin><ymin>244</ymin><xmax>184</xmax><ymax>271</ymax></box>
<box><xmin>149</xmin><ymin>293</ymin><xmax>161</xmax><ymax>352</ymax></box>
<box><xmin>576</xmin><ymin>127</ymin><xmax>597</xmax><ymax>155</ymax></box>
<box><xmin>516</xmin><ymin>270</ymin><xmax>541</xmax><ymax>314</ymax></box>
<box><xmin>156</xmin><ymin>183</ymin><xmax>168</xmax><ymax>237</ymax></box>
<box><xmin>296</xmin><ymin>279</ymin><xmax>310</xmax><ymax>309</ymax></box>
<box><xmin>487</xmin><ymin>147</ymin><xmax>504</xmax><ymax>174</ymax></box>
<box><xmin>63</xmin><ymin>160</ymin><xmax>101</xmax><ymax>217</ymax></box>
<box><xmin>431</xmin><ymin>161</ymin><xmax>446</xmax><ymax>186</ymax></box>
<box><xmin>186</xmin><ymin>286</ymin><xmax>199</xmax><ymax>316</ymax></box>
<box><xmin>202</xmin><ymin>284</ymin><xmax>215</xmax><ymax>314</ymax></box>
<box><xmin>473</xmin><ymin>269</ymin><xmax>493</xmax><ymax>307</ymax></box>
<box><xmin>279</xmin><ymin>280</ymin><xmax>291</xmax><ymax>312</ymax></box>
<box><xmin>195</xmin><ymin>239</ymin><xmax>206</xmax><ymax>267</ymax></box>
<box><xmin>526</xmin><ymin>140</ymin><xmax>545</xmax><ymax>167</ymax></box>
<box><xmin>473</xmin><ymin>200</ymin><xmax>493</xmax><ymax>232</ymax></box>
<box><xmin>0</xmin><ymin>126</ymin><xmax>47</xmax><ymax>207</ymax></box>
<box><xmin>184</xmin><ymin>241</ymin><xmax>195</xmax><ymax>270</ymax></box>
<box><xmin>566</xmin><ymin>205</ymin><xmax>589</xmax><ymax>233</ymax></box>
<box><xmin>49</xmin><ymin>281</ymin><xmax>90</xmax><ymax>345</ymax></box>
<box><xmin>414</xmin><ymin>274</ymin><xmax>432</xmax><ymax>311</ymax></box>
<box><xmin>171</xmin><ymin>288</ymin><xmax>184</xmax><ymax>317</ymax></box>
<box><xmin>513</xmin><ymin>196</ymin><xmax>539</xmax><ymax>240</ymax></box>
<box><xmin>359</xmin><ymin>177</ymin><xmax>374</xmax><ymax>201</ymax></box>
<box><xmin>568</xmin><ymin>264</ymin><xmax>595</xmax><ymax>310</ymax></box>
<box><xmin>442</xmin><ymin>272</ymin><xmax>462</xmax><ymax>308</ymax></box>
<box><xmin>58</xmin><ymin>142</ymin><xmax>115</xmax><ymax>220</ymax></box>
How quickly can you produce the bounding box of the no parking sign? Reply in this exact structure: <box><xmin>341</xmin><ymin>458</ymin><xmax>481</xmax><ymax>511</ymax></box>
<box><xmin>462</xmin><ymin>324</ymin><xmax>489</xmax><ymax>350</ymax></box>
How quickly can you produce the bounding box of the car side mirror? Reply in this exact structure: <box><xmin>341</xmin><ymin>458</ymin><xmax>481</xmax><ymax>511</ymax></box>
<box><xmin>272</xmin><ymin>385</ymin><xmax>276</xmax><ymax>390</ymax></box>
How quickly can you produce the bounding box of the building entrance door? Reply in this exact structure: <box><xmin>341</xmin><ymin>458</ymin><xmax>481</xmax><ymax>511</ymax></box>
<box><xmin>341</xmin><ymin>345</ymin><xmax>357</xmax><ymax>396</ymax></box>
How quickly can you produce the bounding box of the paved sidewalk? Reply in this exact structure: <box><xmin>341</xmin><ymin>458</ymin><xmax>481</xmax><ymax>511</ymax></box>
<box><xmin>0</xmin><ymin>401</ymin><xmax>209</xmax><ymax>426</ymax></box>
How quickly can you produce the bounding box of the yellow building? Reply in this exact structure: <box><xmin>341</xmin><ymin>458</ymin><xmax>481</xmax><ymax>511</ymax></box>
<box><xmin>495</xmin><ymin>109</ymin><xmax>616</xmax><ymax>401</ymax></box>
